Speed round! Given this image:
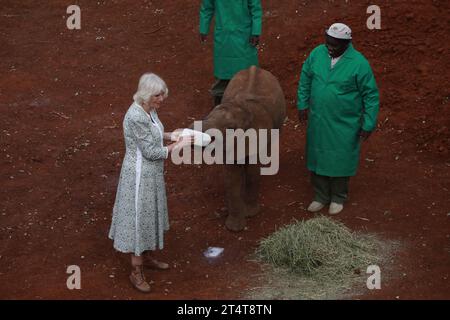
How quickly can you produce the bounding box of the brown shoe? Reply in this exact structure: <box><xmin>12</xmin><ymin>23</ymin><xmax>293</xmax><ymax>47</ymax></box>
<box><xmin>129</xmin><ymin>265</ymin><xmax>151</xmax><ymax>293</ymax></box>
<box><xmin>145</xmin><ymin>257</ymin><xmax>169</xmax><ymax>270</ymax></box>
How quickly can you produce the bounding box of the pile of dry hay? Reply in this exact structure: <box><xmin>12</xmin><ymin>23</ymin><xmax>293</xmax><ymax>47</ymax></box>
<box><xmin>256</xmin><ymin>216</ymin><xmax>381</xmax><ymax>283</ymax></box>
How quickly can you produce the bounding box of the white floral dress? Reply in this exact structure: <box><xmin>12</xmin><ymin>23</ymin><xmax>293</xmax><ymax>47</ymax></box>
<box><xmin>109</xmin><ymin>102</ymin><xmax>169</xmax><ymax>256</ymax></box>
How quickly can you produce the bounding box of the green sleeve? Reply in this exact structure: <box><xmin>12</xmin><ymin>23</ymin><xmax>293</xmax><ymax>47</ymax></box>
<box><xmin>357</xmin><ymin>61</ymin><xmax>380</xmax><ymax>132</ymax></box>
<box><xmin>199</xmin><ymin>0</ymin><xmax>215</xmax><ymax>35</ymax></box>
<box><xmin>297</xmin><ymin>53</ymin><xmax>314</xmax><ymax>110</ymax></box>
<box><xmin>249</xmin><ymin>0</ymin><xmax>262</xmax><ymax>35</ymax></box>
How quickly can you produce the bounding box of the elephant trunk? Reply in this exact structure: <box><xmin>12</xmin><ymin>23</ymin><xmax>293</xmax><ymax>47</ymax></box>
<box><xmin>189</xmin><ymin>105</ymin><xmax>234</xmax><ymax>135</ymax></box>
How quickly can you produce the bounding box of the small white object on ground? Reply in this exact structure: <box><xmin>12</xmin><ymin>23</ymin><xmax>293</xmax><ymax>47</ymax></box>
<box><xmin>181</xmin><ymin>128</ymin><xmax>211</xmax><ymax>147</ymax></box>
<box><xmin>203</xmin><ymin>247</ymin><xmax>224</xmax><ymax>258</ymax></box>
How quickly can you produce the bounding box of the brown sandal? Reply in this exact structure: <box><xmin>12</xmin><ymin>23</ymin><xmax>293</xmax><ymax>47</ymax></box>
<box><xmin>129</xmin><ymin>265</ymin><xmax>151</xmax><ymax>293</ymax></box>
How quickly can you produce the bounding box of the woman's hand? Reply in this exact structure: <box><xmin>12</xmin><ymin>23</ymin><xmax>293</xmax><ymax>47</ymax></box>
<box><xmin>170</xmin><ymin>128</ymin><xmax>185</xmax><ymax>142</ymax></box>
<box><xmin>167</xmin><ymin>134</ymin><xmax>195</xmax><ymax>153</ymax></box>
<box><xmin>176</xmin><ymin>135</ymin><xmax>195</xmax><ymax>147</ymax></box>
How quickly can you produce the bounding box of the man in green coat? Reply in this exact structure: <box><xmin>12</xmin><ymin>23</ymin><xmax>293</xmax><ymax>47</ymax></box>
<box><xmin>199</xmin><ymin>0</ymin><xmax>262</xmax><ymax>106</ymax></box>
<box><xmin>297</xmin><ymin>23</ymin><xmax>380</xmax><ymax>215</ymax></box>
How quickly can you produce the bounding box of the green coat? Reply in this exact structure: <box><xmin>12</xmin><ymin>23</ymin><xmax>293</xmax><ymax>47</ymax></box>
<box><xmin>199</xmin><ymin>0</ymin><xmax>262</xmax><ymax>80</ymax></box>
<box><xmin>297</xmin><ymin>44</ymin><xmax>380</xmax><ymax>177</ymax></box>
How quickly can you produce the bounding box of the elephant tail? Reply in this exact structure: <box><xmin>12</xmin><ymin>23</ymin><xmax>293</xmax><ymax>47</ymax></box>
<box><xmin>246</xmin><ymin>65</ymin><xmax>259</xmax><ymax>92</ymax></box>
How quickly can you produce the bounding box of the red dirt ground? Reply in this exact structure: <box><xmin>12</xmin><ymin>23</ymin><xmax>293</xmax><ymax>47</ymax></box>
<box><xmin>1</xmin><ymin>0</ymin><xmax>449</xmax><ymax>300</ymax></box>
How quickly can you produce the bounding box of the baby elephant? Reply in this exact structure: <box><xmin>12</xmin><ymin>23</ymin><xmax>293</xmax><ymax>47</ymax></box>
<box><xmin>198</xmin><ymin>66</ymin><xmax>286</xmax><ymax>231</ymax></box>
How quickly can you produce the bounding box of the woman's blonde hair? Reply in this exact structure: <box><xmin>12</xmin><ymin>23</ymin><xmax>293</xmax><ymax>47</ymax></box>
<box><xmin>133</xmin><ymin>73</ymin><xmax>168</xmax><ymax>105</ymax></box>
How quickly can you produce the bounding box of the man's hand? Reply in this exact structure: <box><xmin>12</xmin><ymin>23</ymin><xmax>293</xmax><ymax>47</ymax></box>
<box><xmin>200</xmin><ymin>34</ymin><xmax>208</xmax><ymax>43</ymax></box>
<box><xmin>298</xmin><ymin>109</ymin><xmax>308</xmax><ymax>123</ymax></box>
<box><xmin>249</xmin><ymin>35</ymin><xmax>260</xmax><ymax>47</ymax></box>
<box><xmin>359</xmin><ymin>129</ymin><xmax>372</xmax><ymax>141</ymax></box>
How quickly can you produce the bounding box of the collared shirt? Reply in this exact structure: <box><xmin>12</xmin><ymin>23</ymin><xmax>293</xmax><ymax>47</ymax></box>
<box><xmin>331</xmin><ymin>56</ymin><xmax>342</xmax><ymax>68</ymax></box>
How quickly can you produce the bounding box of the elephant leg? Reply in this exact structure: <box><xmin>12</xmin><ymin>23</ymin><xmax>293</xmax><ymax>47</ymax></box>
<box><xmin>244</xmin><ymin>164</ymin><xmax>261</xmax><ymax>217</ymax></box>
<box><xmin>224</xmin><ymin>164</ymin><xmax>247</xmax><ymax>232</ymax></box>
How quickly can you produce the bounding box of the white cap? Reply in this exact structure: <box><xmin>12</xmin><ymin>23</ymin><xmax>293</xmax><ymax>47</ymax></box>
<box><xmin>326</xmin><ymin>23</ymin><xmax>352</xmax><ymax>40</ymax></box>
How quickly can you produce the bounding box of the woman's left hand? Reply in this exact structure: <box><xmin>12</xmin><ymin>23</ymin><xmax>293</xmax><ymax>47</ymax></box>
<box><xmin>177</xmin><ymin>135</ymin><xmax>195</xmax><ymax>147</ymax></box>
<box><xmin>170</xmin><ymin>128</ymin><xmax>184</xmax><ymax>142</ymax></box>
